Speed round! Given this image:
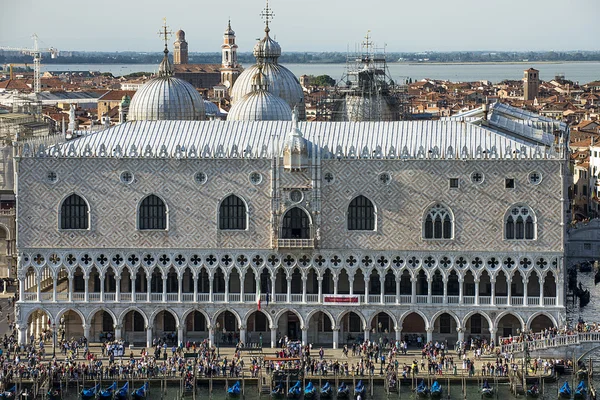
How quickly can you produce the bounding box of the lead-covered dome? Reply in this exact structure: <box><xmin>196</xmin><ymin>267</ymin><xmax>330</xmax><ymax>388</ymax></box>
<box><xmin>253</xmin><ymin>28</ymin><xmax>281</xmax><ymax>61</ymax></box>
<box><xmin>128</xmin><ymin>47</ymin><xmax>205</xmax><ymax>121</ymax></box>
<box><xmin>228</xmin><ymin>71</ymin><xmax>292</xmax><ymax>121</ymax></box>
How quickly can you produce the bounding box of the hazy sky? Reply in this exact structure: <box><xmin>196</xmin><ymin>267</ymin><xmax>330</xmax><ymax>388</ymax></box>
<box><xmin>2</xmin><ymin>0</ymin><xmax>599</xmax><ymax>53</ymax></box>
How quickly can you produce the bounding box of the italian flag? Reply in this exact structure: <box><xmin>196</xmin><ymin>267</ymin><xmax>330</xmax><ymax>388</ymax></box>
<box><xmin>257</xmin><ymin>283</ymin><xmax>261</xmax><ymax>311</ymax></box>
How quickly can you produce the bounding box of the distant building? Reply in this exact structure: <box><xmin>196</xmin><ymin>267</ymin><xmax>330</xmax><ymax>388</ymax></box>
<box><xmin>524</xmin><ymin>68</ymin><xmax>540</xmax><ymax>101</ymax></box>
<box><xmin>173</xmin><ymin>30</ymin><xmax>189</xmax><ymax>65</ymax></box>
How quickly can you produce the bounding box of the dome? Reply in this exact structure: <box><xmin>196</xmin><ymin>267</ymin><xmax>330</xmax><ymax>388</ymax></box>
<box><xmin>128</xmin><ymin>48</ymin><xmax>205</xmax><ymax>121</ymax></box>
<box><xmin>332</xmin><ymin>95</ymin><xmax>399</xmax><ymax>122</ymax></box>
<box><xmin>176</xmin><ymin>29</ymin><xmax>185</xmax><ymax>41</ymax></box>
<box><xmin>204</xmin><ymin>99</ymin><xmax>220</xmax><ymax>116</ymax></box>
<box><xmin>252</xmin><ymin>29</ymin><xmax>281</xmax><ymax>61</ymax></box>
<box><xmin>120</xmin><ymin>95</ymin><xmax>131</xmax><ymax>107</ymax></box>
<box><xmin>230</xmin><ymin>62</ymin><xmax>305</xmax><ymax>120</ymax></box>
<box><xmin>227</xmin><ymin>72</ymin><xmax>292</xmax><ymax>121</ymax></box>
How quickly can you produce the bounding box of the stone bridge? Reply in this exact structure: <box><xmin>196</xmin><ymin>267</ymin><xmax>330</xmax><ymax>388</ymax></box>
<box><xmin>501</xmin><ymin>332</ymin><xmax>600</xmax><ymax>360</ymax></box>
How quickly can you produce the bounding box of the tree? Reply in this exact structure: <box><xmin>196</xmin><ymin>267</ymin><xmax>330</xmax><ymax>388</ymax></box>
<box><xmin>312</xmin><ymin>75</ymin><xmax>336</xmax><ymax>87</ymax></box>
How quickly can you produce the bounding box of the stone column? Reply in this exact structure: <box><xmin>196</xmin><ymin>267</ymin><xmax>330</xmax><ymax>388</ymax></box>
<box><xmin>146</xmin><ymin>327</ymin><xmax>152</xmax><ymax>348</ymax></box>
<box><xmin>443</xmin><ymin>278</ymin><xmax>448</xmax><ymax>304</ymax></box>
<box><xmin>507</xmin><ymin>278</ymin><xmax>512</xmax><ymax>306</ymax></box>
<box><xmin>364</xmin><ymin>327</ymin><xmax>370</xmax><ymax>342</ymax></box>
<box><xmin>193</xmin><ymin>275</ymin><xmax>198</xmax><ymax>302</ymax></box>
<box><xmin>162</xmin><ymin>276</ymin><xmax>167</xmax><ymax>302</ymax></box>
<box><xmin>131</xmin><ymin>277</ymin><xmax>136</xmax><ymax>302</ymax></box>
<box><xmin>100</xmin><ymin>275</ymin><xmax>105</xmax><ymax>302</ymax></box>
<box><xmin>115</xmin><ymin>324</ymin><xmax>122</xmax><ymax>341</ymax></box>
<box><xmin>287</xmin><ymin>277</ymin><xmax>292</xmax><ymax>303</ymax></box>
<box><xmin>333</xmin><ymin>275</ymin><xmax>338</xmax><ymax>295</ymax></box>
<box><xmin>224</xmin><ymin>275</ymin><xmax>229</xmax><ymax>303</ymax></box>
<box><xmin>411</xmin><ymin>278</ymin><xmax>417</xmax><ymax>304</ymax></box>
<box><xmin>19</xmin><ymin>277</ymin><xmax>24</xmax><ymax>299</ymax></box>
<box><xmin>18</xmin><ymin>325</ymin><xmax>27</xmax><ymax>345</ymax></box>
<box><xmin>557</xmin><ymin>274</ymin><xmax>564</xmax><ymax>307</ymax></box>
<box><xmin>36</xmin><ymin>273</ymin><xmax>41</xmax><ymax>302</ymax></box>
<box><xmin>539</xmin><ymin>276</ymin><xmax>544</xmax><ymax>306</ymax></box>
<box><xmin>395</xmin><ymin>325</ymin><xmax>402</xmax><ymax>342</ymax></box>
<box><xmin>208</xmin><ymin>326</ymin><xmax>214</xmax><ymax>347</ymax></box>
<box><xmin>349</xmin><ymin>279</ymin><xmax>354</xmax><ymax>296</ymax></box>
<box><xmin>270</xmin><ymin>275</ymin><xmax>276</xmax><ymax>304</ymax></box>
<box><xmin>396</xmin><ymin>278</ymin><xmax>401</xmax><ymax>304</ymax></box>
<box><xmin>380</xmin><ymin>276</ymin><xmax>385</xmax><ymax>304</ymax></box>
<box><xmin>301</xmin><ymin>327</ymin><xmax>308</xmax><ymax>346</ymax></box>
<box><xmin>83</xmin><ymin>324</ymin><xmax>90</xmax><ymax>341</ymax></box>
<box><xmin>490</xmin><ymin>278</ymin><xmax>496</xmax><ymax>306</ymax></box>
<box><xmin>489</xmin><ymin>328</ymin><xmax>497</xmax><ymax>344</ymax></box>
<box><xmin>457</xmin><ymin>328</ymin><xmax>465</xmax><ymax>343</ymax></box>
<box><xmin>52</xmin><ymin>275</ymin><xmax>57</xmax><ymax>302</ymax></box>
<box><xmin>458</xmin><ymin>278</ymin><xmax>464</xmax><ymax>305</ymax></box>
<box><xmin>427</xmin><ymin>279</ymin><xmax>432</xmax><ymax>304</ymax></box>
<box><xmin>209</xmin><ymin>279</ymin><xmax>214</xmax><ymax>303</ymax></box>
<box><xmin>68</xmin><ymin>276</ymin><xmax>73</xmax><ymax>302</ymax></box>
<box><xmin>474</xmin><ymin>280</ymin><xmax>480</xmax><ymax>306</ymax></box>
<box><xmin>115</xmin><ymin>274</ymin><xmax>121</xmax><ymax>302</ymax></box>
<box><xmin>364</xmin><ymin>278</ymin><xmax>370</xmax><ymax>304</ymax></box>
<box><xmin>177</xmin><ymin>325</ymin><xmax>184</xmax><ymax>346</ymax></box>
<box><xmin>146</xmin><ymin>277</ymin><xmax>151</xmax><ymax>302</ymax></box>
<box><xmin>239</xmin><ymin>275</ymin><xmax>244</xmax><ymax>303</ymax></box>
<box><xmin>317</xmin><ymin>277</ymin><xmax>323</xmax><ymax>303</ymax></box>
<box><xmin>301</xmin><ymin>277</ymin><xmax>307</xmax><ymax>303</ymax></box>
<box><xmin>523</xmin><ymin>278</ymin><xmax>528</xmax><ymax>306</ymax></box>
<box><xmin>84</xmin><ymin>276</ymin><xmax>89</xmax><ymax>302</ymax></box>
<box><xmin>270</xmin><ymin>327</ymin><xmax>277</xmax><ymax>348</ymax></box>
<box><xmin>332</xmin><ymin>329</ymin><xmax>339</xmax><ymax>349</ymax></box>
<box><xmin>239</xmin><ymin>326</ymin><xmax>246</xmax><ymax>345</ymax></box>
<box><xmin>426</xmin><ymin>328</ymin><xmax>433</xmax><ymax>343</ymax></box>
<box><xmin>178</xmin><ymin>274</ymin><xmax>182</xmax><ymax>302</ymax></box>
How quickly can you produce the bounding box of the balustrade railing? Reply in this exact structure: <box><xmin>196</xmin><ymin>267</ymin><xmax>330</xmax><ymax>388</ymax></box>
<box><xmin>543</xmin><ymin>297</ymin><xmax>556</xmax><ymax>306</ymax></box>
<box><xmin>23</xmin><ymin>293</ymin><xmax>36</xmax><ymax>301</ymax></box>
<box><xmin>229</xmin><ymin>294</ymin><xmax>240</xmax><ymax>302</ymax></box>
<box><xmin>368</xmin><ymin>295</ymin><xmax>380</xmax><ymax>304</ymax></box>
<box><xmin>120</xmin><ymin>293</ymin><xmax>132</xmax><ymax>302</ymax></box>
<box><xmin>88</xmin><ymin>293</ymin><xmax>100</xmax><ymax>302</ymax></box>
<box><xmin>166</xmin><ymin>293</ymin><xmax>178</xmax><ymax>302</ymax></box>
<box><xmin>213</xmin><ymin>294</ymin><xmax>225</xmax><ymax>302</ymax></box>
<box><xmin>275</xmin><ymin>294</ymin><xmax>287</xmax><ymax>303</ymax></box>
<box><xmin>528</xmin><ymin>297</ymin><xmax>540</xmax><ymax>306</ymax></box>
<box><xmin>197</xmin><ymin>293</ymin><xmax>209</xmax><ymax>302</ymax></box>
<box><xmin>306</xmin><ymin>294</ymin><xmax>319</xmax><ymax>303</ymax></box>
<box><xmin>416</xmin><ymin>295</ymin><xmax>428</xmax><ymax>304</ymax></box>
<box><xmin>41</xmin><ymin>293</ymin><xmax>52</xmax><ymax>301</ymax></box>
<box><xmin>431</xmin><ymin>295</ymin><xmax>444</xmax><ymax>304</ymax></box>
<box><xmin>496</xmin><ymin>296</ymin><xmax>507</xmax><ymax>305</ymax></box>
<box><xmin>150</xmin><ymin>293</ymin><xmax>162</xmax><ymax>302</ymax></box>
<box><xmin>479</xmin><ymin>296</ymin><xmax>491</xmax><ymax>305</ymax></box>
<box><xmin>399</xmin><ymin>295</ymin><xmax>411</xmax><ymax>304</ymax></box>
<box><xmin>244</xmin><ymin>294</ymin><xmax>255</xmax><ymax>303</ymax></box>
<box><xmin>56</xmin><ymin>293</ymin><xmax>69</xmax><ymax>301</ymax></box>
<box><xmin>463</xmin><ymin>296</ymin><xmax>475</xmax><ymax>304</ymax></box>
<box><xmin>72</xmin><ymin>293</ymin><xmax>84</xmax><ymax>301</ymax></box>
<box><xmin>291</xmin><ymin>294</ymin><xmax>302</xmax><ymax>302</ymax></box>
<box><xmin>135</xmin><ymin>293</ymin><xmax>147</xmax><ymax>302</ymax></box>
<box><xmin>384</xmin><ymin>295</ymin><xmax>396</xmax><ymax>304</ymax></box>
<box><xmin>447</xmin><ymin>296</ymin><xmax>459</xmax><ymax>304</ymax></box>
<box><xmin>511</xmin><ymin>297</ymin><xmax>523</xmax><ymax>305</ymax></box>
<box><xmin>182</xmin><ymin>293</ymin><xmax>194</xmax><ymax>302</ymax></box>
<box><xmin>104</xmin><ymin>293</ymin><xmax>116</xmax><ymax>302</ymax></box>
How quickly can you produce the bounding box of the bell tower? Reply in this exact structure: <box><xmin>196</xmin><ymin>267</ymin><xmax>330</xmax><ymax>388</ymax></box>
<box><xmin>220</xmin><ymin>20</ymin><xmax>241</xmax><ymax>89</ymax></box>
<box><xmin>523</xmin><ymin>68</ymin><xmax>540</xmax><ymax>101</ymax></box>
<box><xmin>173</xmin><ymin>29</ymin><xmax>188</xmax><ymax>65</ymax></box>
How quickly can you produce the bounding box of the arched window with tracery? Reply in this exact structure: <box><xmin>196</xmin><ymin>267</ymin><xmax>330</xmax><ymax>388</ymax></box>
<box><xmin>347</xmin><ymin>195</ymin><xmax>375</xmax><ymax>231</ymax></box>
<box><xmin>138</xmin><ymin>195</ymin><xmax>167</xmax><ymax>230</ymax></box>
<box><xmin>219</xmin><ymin>195</ymin><xmax>247</xmax><ymax>230</ymax></box>
<box><xmin>424</xmin><ymin>204</ymin><xmax>452</xmax><ymax>239</ymax></box>
<box><xmin>505</xmin><ymin>205</ymin><xmax>535</xmax><ymax>240</ymax></box>
<box><xmin>281</xmin><ymin>207</ymin><xmax>310</xmax><ymax>239</ymax></box>
<box><xmin>60</xmin><ymin>194</ymin><xmax>89</xmax><ymax>230</ymax></box>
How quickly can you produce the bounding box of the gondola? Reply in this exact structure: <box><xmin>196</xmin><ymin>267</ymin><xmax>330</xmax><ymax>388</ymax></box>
<box><xmin>416</xmin><ymin>380</ymin><xmax>429</xmax><ymax>398</ymax></box>
<box><xmin>132</xmin><ymin>382</ymin><xmax>149</xmax><ymax>400</ymax></box>
<box><xmin>228</xmin><ymin>381</ymin><xmax>241</xmax><ymax>397</ymax></box>
<box><xmin>287</xmin><ymin>381</ymin><xmax>301</xmax><ymax>399</ymax></box>
<box><xmin>98</xmin><ymin>382</ymin><xmax>117</xmax><ymax>399</ymax></box>
<box><xmin>559</xmin><ymin>382</ymin><xmax>572</xmax><ymax>399</ymax></box>
<box><xmin>0</xmin><ymin>385</ymin><xmax>15</xmax><ymax>400</ymax></box>
<box><xmin>320</xmin><ymin>382</ymin><xmax>333</xmax><ymax>398</ymax></box>
<box><xmin>115</xmin><ymin>382</ymin><xmax>129</xmax><ymax>400</ymax></box>
<box><xmin>354</xmin><ymin>380</ymin><xmax>366</xmax><ymax>398</ymax></box>
<box><xmin>481</xmin><ymin>380</ymin><xmax>494</xmax><ymax>398</ymax></box>
<box><xmin>577</xmin><ymin>368</ymin><xmax>589</xmax><ymax>380</ymax></box>
<box><xmin>20</xmin><ymin>388</ymin><xmax>33</xmax><ymax>400</ymax></box>
<box><xmin>271</xmin><ymin>383</ymin><xmax>285</xmax><ymax>398</ymax></box>
<box><xmin>574</xmin><ymin>381</ymin><xmax>587</xmax><ymax>400</ymax></box>
<box><xmin>527</xmin><ymin>384</ymin><xmax>540</xmax><ymax>398</ymax></box>
<box><xmin>431</xmin><ymin>381</ymin><xmax>442</xmax><ymax>398</ymax></box>
<box><xmin>304</xmin><ymin>382</ymin><xmax>316</xmax><ymax>399</ymax></box>
<box><xmin>80</xmin><ymin>384</ymin><xmax>99</xmax><ymax>400</ymax></box>
<box><xmin>337</xmin><ymin>382</ymin><xmax>349</xmax><ymax>399</ymax></box>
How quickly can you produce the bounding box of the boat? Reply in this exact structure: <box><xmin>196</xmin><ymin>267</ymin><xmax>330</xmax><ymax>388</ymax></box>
<box><xmin>271</xmin><ymin>383</ymin><xmax>285</xmax><ymax>398</ymax></box>
<box><xmin>354</xmin><ymin>380</ymin><xmax>366</xmax><ymax>398</ymax></box>
<box><xmin>228</xmin><ymin>381</ymin><xmax>241</xmax><ymax>397</ymax></box>
<box><xmin>304</xmin><ymin>382</ymin><xmax>316</xmax><ymax>399</ymax></box>
<box><xmin>576</xmin><ymin>368</ymin><xmax>588</xmax><ymax>380</ymax></box>
<box><xmin>431</xmin><ymin>381</ymin><xmax>442</xmax><ymax>398</ymax></box>
<box><xmin>98</xmin><ymin>382</ymin><xmax>117</xmax><ymax>399</ymax></box>
<box><xmin>559</xmin><ymin>382</ymin><xmax>572</xmax><ymax>399</ymax></box>
<box><xmin>337</xmin><ymin>382</ymin><xmax>350</xmax><ymax>399</ymax></box>
<box><xmin>320</xmin><ymin>382</ymin><xmax>333</xmax><ymax>398</ymax></box>
<box><xmin>527</xmin><ymin>384</ymin><xmax>540</xmax><ymax>398</ymax></box>
<box><xmin>0</xmin><ymin>385</ymin><xmax>15</xmax><ymax>400</ymax></box>
<box><xmin>80</xmin><ymin>384</ymin><xmax>99</xmax><ymax>400</ymax></box>
<box><xmin>481</xmin><ymin>380</ymin><xmax>494</xmax><ymax>398</ymax></box>
<box><xmin>20</xmin><ymin>388</ymin><xmax>33</xmax><ymax>400</ymax></box>
<box><xmin>115</xmin><ymin>382</ymin><xmax>129</xmax><ymax>400</ymax></box>
<box><xmin>132</xmin><ymin>382</ymin><xmax>149</xmax><ymax>400</ymax></box>
<box><xmin>574</xmin><ymin>381</ymin><xmax>587</xmax><ymax>400</ymax></box>
<box><xmin>416</xmin><ymin>380</ymin><xmax>429</xmax><ymax>398</ymax></box>
<box><xmin>287</xmin><ymin>381</ymin><xmax>301</xmax><ymax>398</ymax></box>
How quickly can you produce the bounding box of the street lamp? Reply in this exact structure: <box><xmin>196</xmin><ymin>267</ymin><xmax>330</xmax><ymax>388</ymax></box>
<box><xmin>52</xmin><ymin>323</ymin><xmax>56</xmax><ymax>359</ymax></box>
<box><xmin>216</xmin><ymin>322</ymin><xmax>220</xmax><ymax>357</ymax></box>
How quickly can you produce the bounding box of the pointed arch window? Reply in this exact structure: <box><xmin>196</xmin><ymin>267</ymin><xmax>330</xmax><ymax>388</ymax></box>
<box><xmin>505</xmin><ymin>205</ymin><xmax>535</xmax><ymax>240</ymax></box>
<box><xmin>219</xmin><ymin>195</ymin><xmax>247</xmax><ymax>230</ymax></box>
<box><xmin>347</xmin><ymin>195</ymin><xmax>375</xmax><ymax>231</ymax></box>
<box><xmin>424</xmin><ymin>204</ymin><xmax>452</xmax><ymax>239</ymax></box>
<box><xmin>281</xmin><ymin>207</ymin><xmax>310</xmax><ymax>239</ymax></box>
<box><xmin>138</xmin><ymin>195</ymin><xmax>167</xmax><ymax>230</ymax></box>
<box><xmin>60</xmin><ymin>194</ymin><xmax>89</xmax><ymax>230</ymax></box>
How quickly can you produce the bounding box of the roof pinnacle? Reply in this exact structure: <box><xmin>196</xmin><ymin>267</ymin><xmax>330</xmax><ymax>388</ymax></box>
<box><xmin>260</xmin><ymin>0</ymin><xmax>274</xmax><ymax>33</ymax></box>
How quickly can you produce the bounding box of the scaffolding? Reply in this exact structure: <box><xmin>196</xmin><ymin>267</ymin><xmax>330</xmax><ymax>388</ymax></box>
<box><xmin>324</xmin><ymin>32</ymin><xmax>410</xmax><ymax>121</ymax></box>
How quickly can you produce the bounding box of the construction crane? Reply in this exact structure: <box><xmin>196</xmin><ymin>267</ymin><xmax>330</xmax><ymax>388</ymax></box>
<box><xmin>3</xmin><ymin>63</ymin><xmax>32</xmax><ymax>80</ymax></box>
<box><xmin>0</xmin><ymin>34</ymin><xmax>58</xmax><ymax>93</ymax></box>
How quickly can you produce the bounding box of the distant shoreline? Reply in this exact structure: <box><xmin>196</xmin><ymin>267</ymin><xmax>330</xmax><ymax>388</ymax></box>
<box><xmin>401</xmin><ymin>61</ymin><xmax>597</xmax><ymax>66</ymax></box>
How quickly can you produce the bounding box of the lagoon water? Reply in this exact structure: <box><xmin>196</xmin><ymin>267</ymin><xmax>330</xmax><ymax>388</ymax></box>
<box><xmin>43</xmin><ymin>62</ymin><xmax>600</xmax><ymax>84</ymax></box>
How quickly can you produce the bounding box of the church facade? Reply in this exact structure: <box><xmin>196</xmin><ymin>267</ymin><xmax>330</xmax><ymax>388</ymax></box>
<box><xmin>15</xmin><ymin>105</ymin><xmax>569</xmax><ymax>348</ymax></box>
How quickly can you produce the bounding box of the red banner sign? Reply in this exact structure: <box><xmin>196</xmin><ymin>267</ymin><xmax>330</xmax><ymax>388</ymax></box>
<box><xmin>323</xmin><ymin>295</ymin><xmax>359</xmax><ymax>304</ymax></box>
